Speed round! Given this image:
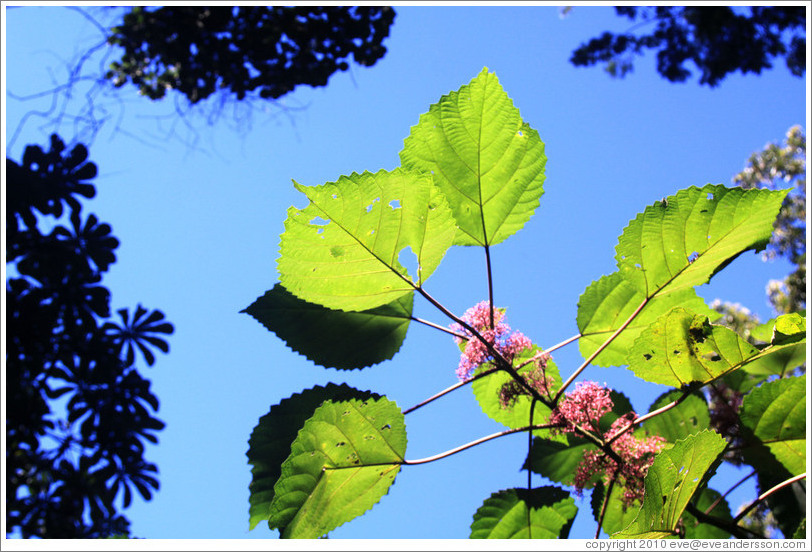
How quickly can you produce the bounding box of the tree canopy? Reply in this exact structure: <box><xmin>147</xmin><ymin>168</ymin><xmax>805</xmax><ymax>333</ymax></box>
<box><xmin>106</xmin><ymin>6</ymin><xmax>396</xmax><ymax>103</ymax></box>
<box><xmin>6</xmin><ymin>135</ymin><xmax>173</xmax><ymax>537</ymax></box>
<box><xmin>570</xmin><ymin>6</ymin><xmax>806</xmax><ymax>86</ymax></box>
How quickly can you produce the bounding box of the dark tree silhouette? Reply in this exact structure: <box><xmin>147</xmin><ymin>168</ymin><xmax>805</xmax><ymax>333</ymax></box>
<box><xmin>6</xmin><ymin>134</ymin><xmax>173</xmax><ymax>538</ymax></box>
<box><xmin>106</xmin><ymin>6</ymin><xmax>396</xmax><ymax>103</ymax></box>
<box><xmin>570</xmin><ymin>6</ymin><xmax>805</xmax><ymax>86</ymax></box>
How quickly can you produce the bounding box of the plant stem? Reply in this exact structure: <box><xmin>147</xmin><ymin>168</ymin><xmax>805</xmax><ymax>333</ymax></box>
<box><xmin>733</xmin><ymin>473</ymin><xmax>806</xmax><ymax>523</ymax></box>
<box><xmin>528</xmin><ymin>399</ymin><xmax>536</xmax><ymax>492</ymax></box>
<box><xmin>555</xmin><ymin>297</ymin><xmax>649</xmax><ymax>403</ymax></box>
<box><xmin>410</xmin><ymin>316</ymin><xmax>468</xmax><ymax>340</ymax></box>
<box><xmin>402</xmin><ymin>365</ymin><xmax>500</xmax><ymax>415</ymax></box>
<box><xmin>515</xmin><ymin>333</ymin><xmax>581</xmax><ymax>371</ymax></box>
<box><xmin>484</xmin><ymin>244</ymin><xmax>495</xmax><ymax>329</ymax></box>
<box><xmin>605</xmin><ymin>385</ymin><xmax>695</xmax><ymax>446</ymax></box>
<box><xmin>705</xmin><ymin>470</ymin><xmax>756</xmax><ymax>515</ymax></box>
<box><xmin>684</xmin><ymin>503</ymin><xmax>763</xmax><ymax>539</ymax></box>
<box><xmin>402</xmin><ymin>423</ymin><xmax>556</xmax><ymax>466</ymax></box>
<box><xmin>595</xmin><ymin>477</ymin><xmax>617</xmax><ymax>539</ymax></box>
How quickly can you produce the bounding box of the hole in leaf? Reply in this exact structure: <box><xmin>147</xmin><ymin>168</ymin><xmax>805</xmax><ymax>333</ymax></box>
<box><xmin>673</xmin><ymin>350</ymin><xmax>681</xmax><ymax>355</ymax></box>
<box><xmin>389</xmin><ymin>199</ymin><xmax>401</xmax><ymax>210</ymax></box>
<box><xmin>310</xmin><ymin>217</ymin><xmax>329</xmax><ymax>226</ymax></box>
<box><xmin>707</xmin><ymin>192</ymin><xmax>714</xmax><ymax>201</ymax></box>
<box><xmin>517</xmin><ymin>130</ymin><xmax>523</xmax><ymax>137</ymax></box>
<box><xmin>688</xmin><ymin>252</ymin><xmax>699</xmax><ymax>263</ymax></box>
<box><xmin>381</xmin><ymin>424</ymin><xmax>391</xmax><ymax>431</ymax></box>
<box><xmin>332</xmin><ymin>193</ymin><xmax>338</xmax><ymax>199</ymax></box>
<box><xmin>643</xmin><ymin>353</ymin><xmax>652</xmax><ymax>360</ymax></box>
<box><xmin>398</xmin><ymin>246</ymin><xmax>419</xmax><ymax>280</ymax></box>
<box><xmin>365</xmin><ymin>197</ymin><xmax>381</xmax><ymax>213</ymax></box>
<box><xmin>336</xmin><ymin>441</ymin><xmax>346</xmax><ymax>447</ymax></box>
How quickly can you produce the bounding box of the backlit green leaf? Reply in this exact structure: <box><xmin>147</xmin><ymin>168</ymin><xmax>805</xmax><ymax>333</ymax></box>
<box><xmin>615</xmin><ymin>185</ymin><xmax>789</xmax><ymax>296</ymax></box>
<box><xmin>743</xmin><ymin>313</ymin><xmax>806</xmax><ymax>376</ymax></box>
<box><xmin>278</xmin><ymin>168</ymin><xmax>456</xmax><ymax>311</ymax></box>
<box><xmin>739</xmin><ymin>375</ymin><xmax>806</xmax><ymax>475</ymax></box>
<box><xmin>614</xmin><ymin>430</ymin><xmax>726</xmax><ymax>539</ymax></box>
<box><xmin>268</xmin><ymin>394</ymin><xmax>407</xmax><ymax>538</ymax></box>
<box><xmin>629</xmin><ymin>307</ymin><xmax>805</xmax><ymax>386</ymax></box>
<box><xmin>470</xmin><ymin>487</ymin><xmax>577</xmax><ymax>539</ymax></box>
<box><xmin>246</xmin><ymin>384</ymin><xmax>376</xmax><ymax>530</ymax></box>
<box><xmin>243</xmin><ymin>284</ymin><xmax>413</xmax><ymax>369</ymax></box>
<box><xmin>577</xmin><ymin>272</ymin><xmax>714</xmax><ymax>367</ymax></box>
<box><xmin>400</xmin><ymin>68</ymin><xmax>546</xmax><ymax>246</ymax></box>
<box><xmin>578</xmin><ymin>185</ymin><xmax>787</xmax><ymax>367</ymax></box>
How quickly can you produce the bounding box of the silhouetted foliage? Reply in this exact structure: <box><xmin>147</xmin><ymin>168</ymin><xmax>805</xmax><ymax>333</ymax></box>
<box><xmin>570</xmin><ymin>6</ymin><xmax>806</xmax><ymax>86</ymax></box>
<box><xmin>6</xmin><ymin>134</ymin><xmax>173</xmax><ymax>538</ymax></box>
<box><xmin>106</xmin><ymin>6</ymin><xmax>396</xmax><ymax>103</ymax></box>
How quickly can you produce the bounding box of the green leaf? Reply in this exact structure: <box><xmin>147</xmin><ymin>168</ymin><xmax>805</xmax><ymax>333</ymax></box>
<box><xmin>744</xmin><ymin>313</ymin><xmax>806</xmax><ymax>377</ymax></box>
<box><xmin>629</xmin><ymin>307</ymin><xmax>805</xmax><ymax>386</ymax></box>
<box><xmin>470</xmin><ymin>487</ymin><xmax>577</xmax><ymax>539</ymax></box>
<box><xmin>278</xmin><ymin>168</ymin><xmax>456</xmax><ymax>311</ymax></box>
<box><xmin>591</xmin><ymin>481</ymin><xmax>642</xmax><ymax>537</ymax></box>
<box><xmin>243</xmin><ymin>284</ymin><xmax>413</xmax><ymax>369</ymax></box>
<box><xmin>471</xmin><ymin>346</ymin><xmax>562</xmax><ymax>439</ymax></box>
<box><xmin>246</xmin><ymin>384</ymin><xmax>376</xmax><ymax>530</ymax></box>
<box><xmin>400</xmin><ymin>67</ymin><xmax>546</xmax><ymax>246</ymax></box>
<box><xmin>614</xmin><ymin>430</ymin><xmax>726</xmax><ymax>539</ymax></box>
<box><xmin>524</xmin><ymin>435</ymin><xmax>595</xmax><ymax>486</ymax></box>
<box><xmin>578</xmin><ymin>184</ymin><xmax>788</xmax><ymax>367</ymax></box>
<box><xmin>268</xmin><ymin>394</ymin><xmax>407</xmax><ymax>538</ymax></box>
<box><xmin>577</xmin><ymin>272</ymin><xmax>715</xmax><ymax>367</ymax></box>
<box><xmin>615</xmin><ymin>185</ymin><xmax>789</xmax><ymax>296</ymax></box>
<box><xmin>642</xmin><ymin>389</ymin><xmax>710</xmax><ymax>442</ymax></box>
<box><xmin>739</xmin><ymin>375</ymin><xmax>806</xmax><ymax>475</ymax></box>
<box><xmin>628</xmin><ymin>307</ymin><xmax>759</xmax><ymax>386</ymax></box>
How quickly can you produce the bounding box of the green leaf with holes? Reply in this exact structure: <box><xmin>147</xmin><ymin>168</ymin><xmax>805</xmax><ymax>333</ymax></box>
<box><xmin>246</xmin><ymin>384</ymin><xmax>376</xmax><ymax>531</ymax></box>
<box><xmin>578</xmin><ymin>185</ymin><xmax>788</xmax><ymax>367</ymax></box>
<box><xmin>470</xmin><ymin>487</ymin><xmax>577</xmax><ymax>539</ymax></box>
<box><xmin>267</xmin><ymin>393</ymin><xmax>407</xmax><ymax>538</ymax></box>
<box><xmin>278</xmin><ymin>168</ymin><xmax>455</xmax><ymax>312</ymax></box>
<box><xmin>739</xmin><ymin>375</ymin><xmax>806</xmax><ymax>476</ymax></box>
<box><xmin>628</xmin><ymin>307</ymin><xmax>805</xmax><ymax>386</ymax></box>
<box><xmin>243</xmin><ymin>284</ymin><xmax>413</xmax><ymax>369</ymax></box>
<box><xmin>400</xmin><ymin>67</ymin><xmax>546</xmax><ymax>246</ymax></box>
<box><xmin>615</xmin><ymin>185</ymin><xmax>789</xmax><ymax>295</ymax></box>
<box><xmin>614</xmin><ymin>430</ymin><xmax>726</xmax><ymax>539</ymax></box>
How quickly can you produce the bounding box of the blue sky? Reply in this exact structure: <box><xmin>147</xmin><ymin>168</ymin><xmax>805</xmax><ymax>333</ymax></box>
<box><xmin>3</xmin><ymin>3</ymin><xmax>808</xmax><ymax>543</ymax></box>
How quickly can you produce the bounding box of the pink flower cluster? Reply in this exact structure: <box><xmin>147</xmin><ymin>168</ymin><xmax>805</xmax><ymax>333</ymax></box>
<box><xmin>549</xmin><ymin>381</ymin><xmax>613</xmax><ymax>433</ymax></box>
<box><xmin>451</xmin><ymin>301</ymin><xmax>532</xmax><ymax>381</ymax></box>
<box><xmin>551</xmin><ymin>382</ymin><xmax>666</xmax><ymax>506</ymax></box>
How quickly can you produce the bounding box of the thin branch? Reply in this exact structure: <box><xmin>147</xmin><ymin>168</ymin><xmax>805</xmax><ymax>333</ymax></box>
<box><xmin>705</xmin><ymin>470</ymin><xmax>756</xmax><ymax>515</ymax></box>
<box><xmin>403</xmin><ymin>423</ymin><xmax>556</xmax><ymax>466</ymax></box>
<box><xmin>605</xmin><ymin>385</ymin><xmax>695</xmax><ymax>446</ymax></box>
<box><xmin>410</xmin><ymin>316</ymin><xmax>467</xmax><ymax>340</ymax></box>
<box><xmin>595</xmin><ymin>477</ymin><xmax>618</xmax><ymax>539</ymax></box>
<box><xmin>323</xmin><ymin>423</ymin><xmax>557</xmax><ymax>470</ymax></box>
<box><xmin>484</xmin><ymin>244</ymin><xmax>495</xmax><ymax>329</ymax></box>
<box><xmin>684</xmin><ymin>503</ymin><xmax>763</xmax><ymax>539</ymax></box>
<box><xmin>554</xmin><ymin>296</ymin><xmax>650</xmax><ymax>403</ymax></box>
<box><xmin>516</xmin><ymin>333</ymin><xmax>581</xmax><ymax>370</ymax></box>
<box><xmin>733</xmin><ymin>473</ymin><xmax>806</xmax><ymax>523</ymax></box>
<box><xmin>402</xmin><ymin>365</ymin><xmax>500</xmax><ymax>415</ymax></box>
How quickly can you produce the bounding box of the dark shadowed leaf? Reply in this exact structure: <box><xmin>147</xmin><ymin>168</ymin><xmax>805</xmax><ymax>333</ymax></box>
<box><xmin>243</xmin><ymin>283</ymin><xmax>412</xmax><ymax>369</ymax></box>
<box><xmin>470</xmin><ymin>486</ymin><xmax>577</xmax><ymax>539</ymax></box>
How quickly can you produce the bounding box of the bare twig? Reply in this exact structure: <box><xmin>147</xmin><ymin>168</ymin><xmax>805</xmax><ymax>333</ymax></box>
<box><xmin>733</xmin><ymin>473</ymin><xmax>806</xmax><ymax>523</ymax></box>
